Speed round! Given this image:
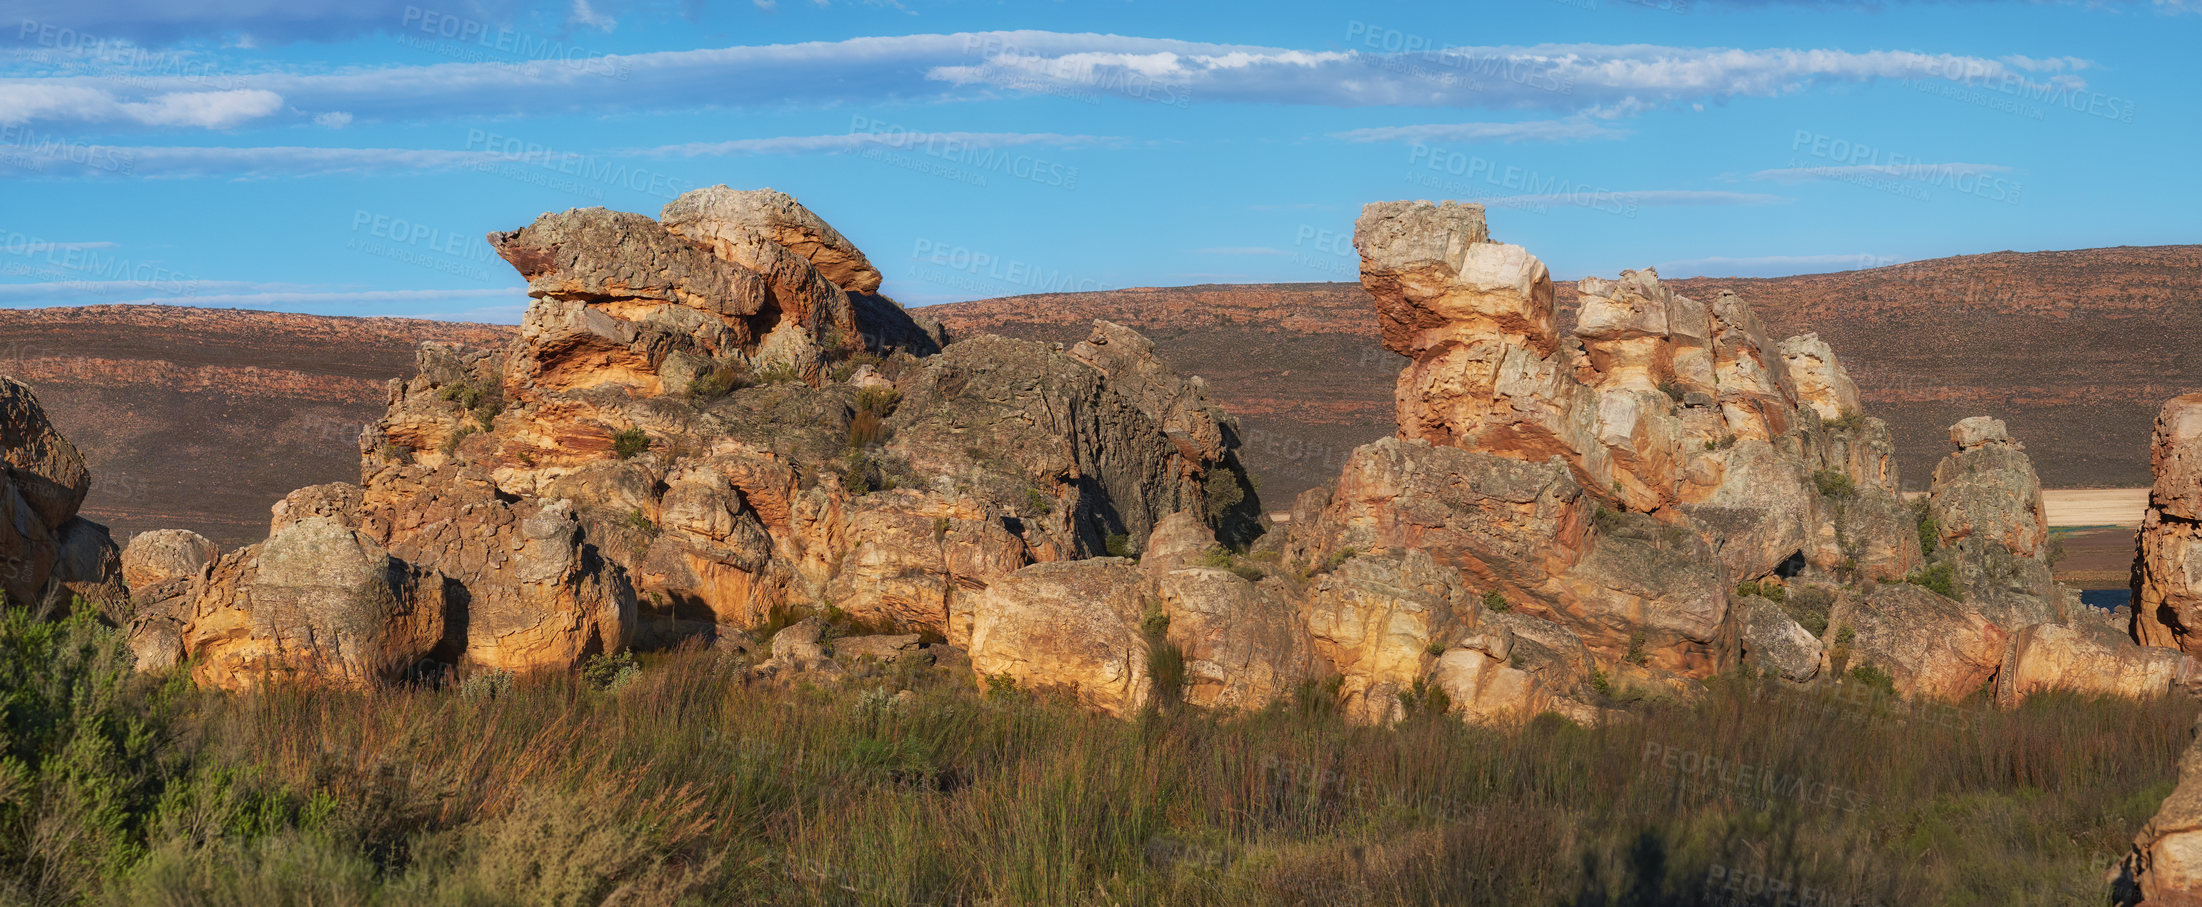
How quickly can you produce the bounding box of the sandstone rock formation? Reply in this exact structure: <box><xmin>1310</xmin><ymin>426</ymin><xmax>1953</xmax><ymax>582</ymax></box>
<box><xmin>1925</xmin><ymin>416</ymin><xmax>2059</xmax><ymax>629</ymax></box>
<box><xmin>138</xmin><ymin>186</ymin><xmax>1260</xmax><ymax>689</ymax></box>
<box><xmin>0</xmin><ymin>378</ymin><xmax>126</xmax><ymax>618</ymax></box>
<box><xmin>1825</xmin><ymin>583</ymin><xmax>2005</xmax><ymax>701</ymax></box>
<box><xmin>168</xmin><ymin>516</ymin><xmax>448</xmax><ymax>691</ymax></box>
<box><xmin>2118</xmin><ymin>716</ymin><xmax>2202</xmax><ymax>906</ymax></box>
<box><xmin>2138</xmin><ymin>394</ymin><xmax>2202</xmax><ymax>656</ymax></box>
<box><xmin>1995</xmin><ymin>621</ymin><xmax>2194</xmax><ymax>708</ymax></box>
<box><xmin>1285</xmin><ymin>200</ymin><xmax>1917</xmax><ymax>685</ymax></box>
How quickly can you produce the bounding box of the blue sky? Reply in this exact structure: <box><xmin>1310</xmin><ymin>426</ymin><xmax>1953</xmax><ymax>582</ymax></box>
<box><xmin>1</xmin><ymin>0</ymin><xmax>2194</xmax><ymax>322</ymax></box>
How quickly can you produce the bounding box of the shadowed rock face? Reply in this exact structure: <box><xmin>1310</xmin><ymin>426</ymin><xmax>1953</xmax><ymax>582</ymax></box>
<box><xmin>0</xmin><ymin>378</ymin><xmax>125</xmax><ymax>619</ymax></box>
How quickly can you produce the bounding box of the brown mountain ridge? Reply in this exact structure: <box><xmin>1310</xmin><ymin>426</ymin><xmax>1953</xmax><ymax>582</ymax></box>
<box><xmin>929</xmin><ymin>244</ymin><xmax>2202</xmax><ymax>505</ymax></box>
<box><xmin>2</xmin><ymin>243</ymin><xmax>2192</xmax><ymax>547</ymax></box>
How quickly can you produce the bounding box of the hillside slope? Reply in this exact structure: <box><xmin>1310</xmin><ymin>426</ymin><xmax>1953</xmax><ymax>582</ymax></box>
<box><xmin>0</xmin><ymin>306</ymin><xmax>509</xmax><ymax>546</ymax></box>
<box><xmin>930</xmin><ymin>245</ymin><xmax>2202</xmax><ymax>504</ymax></box>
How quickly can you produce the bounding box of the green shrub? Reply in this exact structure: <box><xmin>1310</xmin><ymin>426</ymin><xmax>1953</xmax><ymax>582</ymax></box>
<box><xmin>1320</xmin><ymin>547</ymin><xmax>1359</xmax><ymax>573</ymax></box>
<box><xmin>1812</xmin><ymin>470</ymin><xmax>1858</xmax><ymax>498</ymax></box>
<box><xmin>1626</xmin><ymin>631</ymin><xmax>1648</xmax><ymax>666</ymax></box>
<box><xmin>1735</xmin><ymin>579</ymin><xmax>1788</xmax><ymax>603</ymax></box>
<box><xmin>1913</xmin><ymin>498</ymin><xmax>1940</xmax><ymax>556</ymax></box>
<box><xmin>1906</xmin><ymin>562</ymin><xmax>1960</xmax><ymax>600</ymax></box>
<box><xmin>687</xmin><ymin>363</ymin><xmax>752</xmax><ymax>399</ymax></box>
<box><xmin>1826</xmin><ymin>410</ymin><xmax>1866</xmax><ymax>431</ymax></box>
<box><xmin>441</xmin><ymin>425</ymin><xmax>476</xmax><ymax>457</ymax></box>
<box><xmin>1203</xmin><ymin>468</ymin><xmax>1247</xmax><ymax>518</ymax></box>
<box><xmin>1849</xmin><ymin>662</ymin><xmax>1897</xmax><ymax>694</ymax></box>
<box><xmin>1482</xmin><ymin>590</ymin><xmax>1510</xmax><ymax>613</ymax></box>
<box><xmin>1105</xmin><ymin>533</ymin><xmax>1136</xmax><ymax>559</ymax></box>
<box><xmin>847</xmin><ymin>388</ymin><xmax>901</xmax><ymax>450</ymax></box>
<box><xmin>1786</xmin><ymin>586</ymin><xmax>1836</xmax><ymax>637</ymax></box>
<box><xmin>579</xmin><ymin>651</ymin><xmax>640</xmax><ymax>690</ymax></box>
<box><xmin>1024</xmin><ymin>488</ymin><xmax>1054</xmax><ymax>516</ymax></box>
<box><xmin>756</xmin><ymin>361</ymin><xmax>803</xmax><ymax>385</ymax></box>
<box><xmin>1589</xmin><ymin>668</ymin><xmax>1613</xmax><ymax>698</ymax></box>
<box><xmin>610</xmin><ymin>428</ymin><xmax>648</xmax><ymax>459</ymax></box>
<box><xmin>461</xmin><ymin>670</ymin><xmax>515</xmax><ymax>702</ymax></box>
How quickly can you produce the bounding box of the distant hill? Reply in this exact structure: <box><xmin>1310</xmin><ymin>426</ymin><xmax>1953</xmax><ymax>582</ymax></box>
<box><xmin>929</xmin><ymin>245</ymin><xmax>2202</xmax><ymax>506</ymax></box>
<box><xmin>0</xmin><ymin>306</ymin><xmax>508</xmax><ymax>547</ymax></box>
<box><xmin>2</xmin><ymin>244</ymin><xmax>2192</xmax><ymax>547</ymax></box>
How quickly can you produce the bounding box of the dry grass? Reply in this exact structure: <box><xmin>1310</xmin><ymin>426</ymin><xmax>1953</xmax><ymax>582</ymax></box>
<box><xmin>2</xmin><ymin>605</ymin><xmax>2192</xmax><ymax>905</ymax></box>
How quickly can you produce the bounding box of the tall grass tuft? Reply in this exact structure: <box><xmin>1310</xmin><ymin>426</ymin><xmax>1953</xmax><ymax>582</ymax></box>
<box><xmin>0</xmin><ymin>606</ymin><xmax>2190</xmax><ymax>904</ymax></box>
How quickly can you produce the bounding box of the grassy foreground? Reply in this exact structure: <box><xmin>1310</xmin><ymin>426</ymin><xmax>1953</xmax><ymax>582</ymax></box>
<box><xmin>0</xmin><ymin>604</ymin><xmax>2188</xmax><ymax>906</ymax></box>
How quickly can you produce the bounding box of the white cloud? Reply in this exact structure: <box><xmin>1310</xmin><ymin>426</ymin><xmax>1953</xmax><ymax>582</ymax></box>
<box><xmin>570</xmin><ymin>0</ymin><xmax>618</xmax><ymax>31</ymax></box>
<box><xmin>1332</xmin><ymin>119</ymin><xmax>1626</xmax><ymax>143</ymax></box>
<box><xmin>1751</xmin><ymin>162</ymin><xmax>2013</xmax><ymax>182</ymax></box>
<box><xmin>0</xmin><ymin>32</ymin><xmax>2079</xmax><ymax>128</ymax></box>
<box><xmin>1654</xmin><ymin>253</ymin><xmax>1909</xmax><ymax>277</ymax></box>
<box><xmin>1474</xmin><ymin>189</ymin><xmax>1790</xmax><ymax>207</ymax></box>
<box><xmin>313</xmin><ymin>111</ymin><xmax>354</xmax><ymax>128</ymax></box>
<box><xmin>648</xmin><ymin>131</ymin><xmax>1117</xmax><ymax>157</ymax></box>
<box><xmin>1195</xmin><ymin>247</ymin><xmax>1292</xmax><ymax>256</ymax></box>
<box><xmin>6</xmin><ymin>130</ymin><xmax>1117</xmax><ymax>178</ymax></box>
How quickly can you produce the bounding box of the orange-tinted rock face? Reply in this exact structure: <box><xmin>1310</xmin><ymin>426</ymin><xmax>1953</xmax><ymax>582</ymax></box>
<box><xmin>2136</xmin><ymin>395</ymin><xmax>2202</xmax><ymax>656</ymax></box>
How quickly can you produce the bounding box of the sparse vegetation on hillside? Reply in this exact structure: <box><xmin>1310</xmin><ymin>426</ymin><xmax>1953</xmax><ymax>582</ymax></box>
<box><xmin>1</xmin><ymin>603</ymin><xmax>2183</xmax><ymax>905</ymax></box>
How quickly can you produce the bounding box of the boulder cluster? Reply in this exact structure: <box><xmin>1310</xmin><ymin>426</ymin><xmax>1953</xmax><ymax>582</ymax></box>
<box><xmin>18</xmin><ymin>189</ymin><xmax>2202</xmax><ymax>902</ymax></box>
<box><xmin>52</xmin><ymin>192</ymin><xmax>2190</xmax><ymax>726</ymax></box>
<box><xmin>119</xmin><ymin>186</ymin><xmax>1259</xmax><ymax>690</ymax></box>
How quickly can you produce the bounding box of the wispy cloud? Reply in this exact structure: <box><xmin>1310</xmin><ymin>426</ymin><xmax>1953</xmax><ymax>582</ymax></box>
<box><xmin>1477</xmin><ymin>189</ymin><xmax>1790</xmax><ymax>207</ymax></box>
<box><xmin>0</xmin><ymin>32</ymin><xmax>2082</xmax><ymax>130</ymax></box>
<box><xmin>4</xmin><ymin>130</ymin><xmax>1118</xmax><ymax>178</ymax></box>
<box><xmin>1195</xmin><ymin>246</ymin><xmax>1292</xmax><ymax>256</ymax></box>
<box><xmin>648</xmin><ymin>131</ymin><xmax>1118</xmax><ymax>157</ymax></box>
<box><xmin>1332</xmin><ymin>119</ymin><xmax>1627</xmax><ymax>144</ymax></box>
<box><xmin>1654</xmin><ymin>253</ymin><xmax>1908</xmax><ymax>277</ymax></box>
<box><xmin>1751</xmin><ymin>162</ymin><xmax>2014</xmax><ymax>182</ymax></box>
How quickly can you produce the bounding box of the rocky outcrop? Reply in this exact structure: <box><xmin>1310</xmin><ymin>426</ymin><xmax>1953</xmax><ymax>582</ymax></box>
<box><xmin>1925</xmin><ymin>416</ymin><xmax>2059</xmax><ymax>630</ymax></box>
<box><xmin>2118</xmin><ymin>716</ymin><xmax>2202</xmax><ymax>906</ymax></box>
<box><xmin>1735</xmin><ymin>596</ymin><xmax>1823</xmax><ymax>683</ymax></box>
<box><xmin>1825</xmin><ymin>584</ymin><xmax>2005</xmax><ymax>701</ymax></box>
<box><xmin>1284</xmin><ymin>200</ymin><xmax>1921</xmax><ymax>686</ymax></box>
<box><xmin>140</xmin><ymin>187</ymin><xmax>1256</xmax><ymax>689</ymax></box>
<box><xmin>171</xmin><ymin>516</ymin><xmax>448</xmax><ymax>691</ymax></box>
<box><xmin>1995</xmin><ymin>621</ymin><xmax>2194</xmax><ymax>708</ymax></box>
<box><xmin>2138</xmin><ymin>395</ymin><xmax>2202</xmax><ymax>656</ymax></box>
<box><xmin>0</xmin><ymin>379</ymin><xmax>126</xmax><ymax>618</ymax></box>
